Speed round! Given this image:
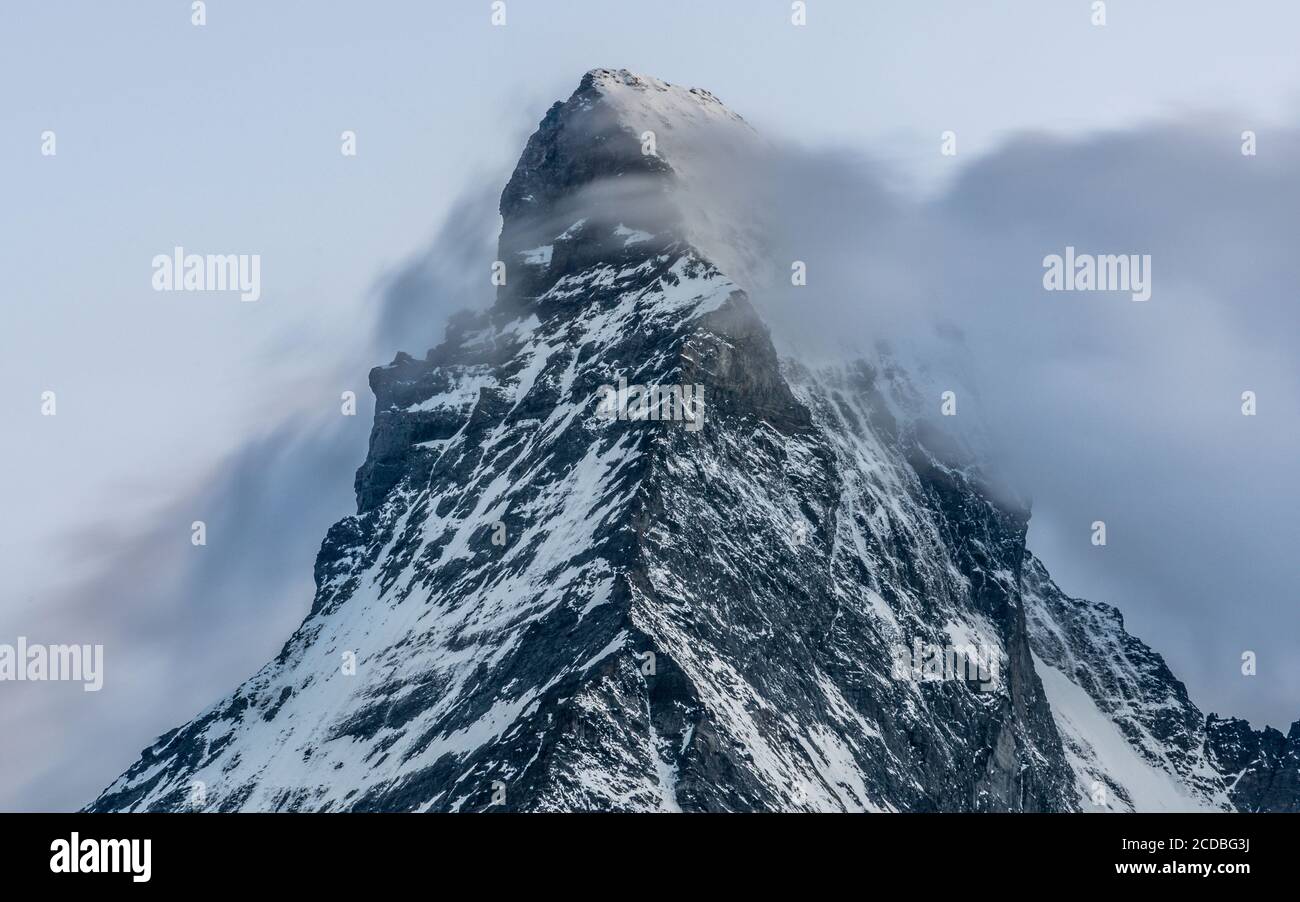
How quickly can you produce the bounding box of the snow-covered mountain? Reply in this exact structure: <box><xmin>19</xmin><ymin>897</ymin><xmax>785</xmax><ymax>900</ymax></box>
<box><xmin>90</xmin><ymin>70</ymin><xmax>1299</xmax><ymax>813</ymax></box>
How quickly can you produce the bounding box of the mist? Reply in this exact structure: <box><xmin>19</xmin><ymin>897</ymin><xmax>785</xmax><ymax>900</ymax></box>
<box><xmin>731</xmin><ymin>119</ymin><xmax>1300</xmax><ymax>734</ymax></box>
<box><xmin>0</xmin><ymin>184</ymin><xmax>502</xmax><ymax>812</ymax></box>
<box><xmin>6</xmin><ymin>106</ymin><xmax>1297</xmax><ymax>812</ymax></box>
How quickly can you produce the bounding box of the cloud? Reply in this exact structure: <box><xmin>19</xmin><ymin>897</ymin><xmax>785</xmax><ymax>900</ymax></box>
<box><xmin>0</xmin><ymin>183</ymin><xmax>501</xmax><ymax>811</ymax></box>
<box><xmin>737</xmin><ymin>119</ymin><xmax>1300</xmax><ymax>732</ymax></box>
<box><xmin>7</xmin><ymin>114</ymin><xmax>1298</xmax><ymax>811</ymax></box>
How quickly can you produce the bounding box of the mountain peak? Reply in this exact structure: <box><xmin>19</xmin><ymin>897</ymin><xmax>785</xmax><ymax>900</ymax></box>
<box><xmin>578</xmin><ymin>68</ymin><xmax>739</xmax><ymax>121</ymax></box>
<box><xmin>497</xmin><ymin>69</ymin><xmax>764</xmax><ymax>310</ymax></box>
<box><xmin>90</xmin><ymin>72</ymin><xmax>1300</xmax><ymax>816</ymax></box>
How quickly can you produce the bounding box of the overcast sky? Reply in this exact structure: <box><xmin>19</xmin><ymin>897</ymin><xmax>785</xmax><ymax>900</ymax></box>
<box><xmin>2</xmin><ymin>0</ymin><xmax>1298</xmax><ymax>811</ymax></box>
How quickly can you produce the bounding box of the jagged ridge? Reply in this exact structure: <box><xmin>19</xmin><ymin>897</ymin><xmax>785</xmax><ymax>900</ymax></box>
<box><xmin>90</xmin><ymin>70</ymin><xmax>1299</xmax><ymax>813</ymax></box>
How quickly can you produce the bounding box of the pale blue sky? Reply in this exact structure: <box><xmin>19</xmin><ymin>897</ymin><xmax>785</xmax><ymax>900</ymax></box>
<box><xmin>3</xmin><ymin>1</ymin><xmax>1299</xmax><ymax>810</ymax></box>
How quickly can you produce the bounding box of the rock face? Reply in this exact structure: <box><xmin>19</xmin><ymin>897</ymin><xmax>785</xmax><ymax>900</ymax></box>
<box><xmin>90</xmin><ymin>70</ymin><xmax>1299</xmax><ymax>813</ymax></box>
<box><xmin>1204</xmin><ymin>717</ymin><xmax>1300</xmax><ymax>812</ymax></box>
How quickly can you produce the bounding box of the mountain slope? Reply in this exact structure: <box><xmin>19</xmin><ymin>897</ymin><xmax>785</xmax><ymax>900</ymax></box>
<box><xmin>90</xmin><ymin>69</ymin><xmax>1298</xmax><ymax>813</ymax></box>
<box><xmin>1024</xmin><ymin>556</ymin><xmax>1300</xmax><ymax>812</ymax></box>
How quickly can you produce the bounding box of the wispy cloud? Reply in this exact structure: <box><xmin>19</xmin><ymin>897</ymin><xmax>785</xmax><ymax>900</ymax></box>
<box><xmin>0</xmin><ymin>184</ymin><xmax>501</xmax><ymax>811</ymax></box>
<box><xmin>7</xmin><ymin>115</ymin><xmax>1298</xmax><ymax>812</ymax></box>
<box><xmin>740</xmin><ymin>119</ymin><xmax>1300</xmax><ymax>733</ymax></box>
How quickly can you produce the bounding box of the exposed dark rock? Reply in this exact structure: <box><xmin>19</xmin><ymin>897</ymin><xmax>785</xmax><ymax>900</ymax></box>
<box><xmin>88</xmin><ymin>69</ymin><xmax>1297</xmax><ymax>814</ymax></box>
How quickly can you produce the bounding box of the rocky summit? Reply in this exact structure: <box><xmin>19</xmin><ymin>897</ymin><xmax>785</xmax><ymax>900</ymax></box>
<box><xmin>91</xmin><ymin>70</ymin><xmax>1299</xmax><ymax>813</ymax></box>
